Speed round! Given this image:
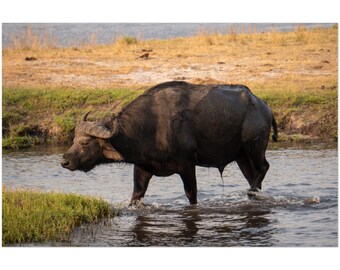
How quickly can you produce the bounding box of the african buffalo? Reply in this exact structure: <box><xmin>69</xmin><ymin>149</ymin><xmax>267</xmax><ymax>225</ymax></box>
<box><xmin>61</xmin><ymin>81</ymin><xmax>278</xmax><ymax>205</ymax></box>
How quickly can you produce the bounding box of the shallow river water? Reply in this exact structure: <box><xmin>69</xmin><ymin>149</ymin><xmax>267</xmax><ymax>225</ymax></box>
<box><xmin>2</xmin><ymin>143</ymin><xmax>338</xmax><ymax>247</ymax></box>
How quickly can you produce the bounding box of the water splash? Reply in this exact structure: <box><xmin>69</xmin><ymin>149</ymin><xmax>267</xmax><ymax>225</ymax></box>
<box><xmin>303</xmin><ymin>196</ymin><xmax>321</xmax><ymax>204</ymax></box>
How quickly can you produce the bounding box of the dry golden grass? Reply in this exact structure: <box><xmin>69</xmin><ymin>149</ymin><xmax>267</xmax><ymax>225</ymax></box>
<box><xmin>2</xmin><ymin>26</ymin><xmax>337</xmax><ymax>89</ymax></box>
<box><xmin>5</xmin><ymin>25</ymin><xmax>60</xmax><ymax>50</ymax></box>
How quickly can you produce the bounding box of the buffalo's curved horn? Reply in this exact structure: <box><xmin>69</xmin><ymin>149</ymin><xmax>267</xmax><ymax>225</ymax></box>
<box><xmin>82</xmin><ymin>111</ymin><xmax>92</xmax><ymax>122</ymax></box>
<box><xmin>80</xmin><ymin>117</ymin><xmax>119</xmax><ymax>139</ymax></box>
<box><xmin>80</xmin><ymin>122</ymin><xmax>112</xmax><ymax>139</ymax></box>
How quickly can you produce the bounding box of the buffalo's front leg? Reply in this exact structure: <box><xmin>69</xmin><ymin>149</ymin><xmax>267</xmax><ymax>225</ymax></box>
<box><xmin>179</xmin><ymin>164</ymin><xmax>198</xmax><ymax>205</ymax></box>
<box><xmin>130</xmin><ymin>165</ymin><xmax>153</xmax><ymax>205</ymax></box>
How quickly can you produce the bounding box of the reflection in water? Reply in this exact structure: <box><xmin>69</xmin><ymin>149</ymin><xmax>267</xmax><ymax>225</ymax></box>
<box><xmin>238</xmin><ymin>210</ymin><xmax>275</xmax><ymax>246</ymax></box>
<box><xmin>121</xmin><ymin>205</ymin><xmax>276</xmax><ymax>247</ymax></box>
<box><xmin>131</xmin><ymin>207</ymin><xmax>203</xmax><ymax>246</ymax></box>
<box><xmin>180</xmin><ymin>207</ymin><xmax>201</xmax><ymax>241</ymax></box>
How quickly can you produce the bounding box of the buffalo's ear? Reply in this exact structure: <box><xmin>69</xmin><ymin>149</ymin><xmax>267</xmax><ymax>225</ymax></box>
<box><xmin>99</xmin><ymin>140</ymin><xmax>124</xmax><ymax>161</ymax></box>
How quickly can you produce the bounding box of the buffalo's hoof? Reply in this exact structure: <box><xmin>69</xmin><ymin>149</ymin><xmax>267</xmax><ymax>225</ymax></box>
<box><xmin>129</xmin><ymin>199</ymin><xmax>144</xmax><ymax>207</ymax></box>
<box><xmin>247</xmin><ymin>188</ymin><xmax>259</xmax><ymax>200</ymax></box>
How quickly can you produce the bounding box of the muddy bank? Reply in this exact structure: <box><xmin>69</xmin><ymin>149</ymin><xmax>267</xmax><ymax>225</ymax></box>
<box><xmin>277</xmin><ymin>109</ymin><xmax>337</xmax><ymax>142</ymax></box>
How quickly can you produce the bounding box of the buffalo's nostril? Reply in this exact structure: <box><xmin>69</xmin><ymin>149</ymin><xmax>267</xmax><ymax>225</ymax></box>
<box><xmin>61</xmin><ymin>159</ymin><xmax>70</xmax><ymax>168</ymax></box>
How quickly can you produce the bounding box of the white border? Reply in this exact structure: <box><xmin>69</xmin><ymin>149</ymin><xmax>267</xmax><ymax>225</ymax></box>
<box><xmin>0</xmin><ymin>0</ymin><xmax>339</xmax><ymax>22</ymax></box>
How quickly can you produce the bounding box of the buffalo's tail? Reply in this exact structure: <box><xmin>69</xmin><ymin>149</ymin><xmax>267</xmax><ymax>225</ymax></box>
<box><xmin>271</xmin><ymin>115</ymin><xmax>278</xmax><ymax>142</ymax></box>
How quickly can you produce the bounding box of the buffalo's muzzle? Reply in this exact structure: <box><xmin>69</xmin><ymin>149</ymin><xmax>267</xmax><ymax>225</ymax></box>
<box><xmin>61</xmin><ymin>158</ymin><xmax>70</xmax><ymax>169</ymax></box>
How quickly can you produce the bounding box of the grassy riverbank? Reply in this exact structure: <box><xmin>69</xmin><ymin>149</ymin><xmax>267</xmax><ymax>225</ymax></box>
<box><xmin>2</xmin><ymin>80</ymin><xmax>337</xmax><ymax>149</ymax></box>
<box><xmin>2</xmin><ymin>87</ymin><xmax>144</xmax><ymax>148</ymax></box>
<box><xmin>2</xmin><ymin>26</ymin><xmax>338</xmax><ymax>148</ymax></box>
<box><xmin>2</xmin><ymin>186</ymin><xmax>113</xmax><ymax>245</ymax></box>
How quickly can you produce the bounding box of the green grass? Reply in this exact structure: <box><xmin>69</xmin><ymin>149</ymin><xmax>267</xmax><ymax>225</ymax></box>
<box><xmin>2</xmin><ymin>136</ymin><xmax>38</xmax><ymax>149</ymax></box>
<box><xmin>2</xmin><ymin>187</ymin><xmax>113</xmax><ymax>245</ymax></box>
<box><xmin>253</xmin><ymin>87</ymin><xmax>337</xmax><ymax>109</ymax></box>
<box><xmin>2</xmin><ymin>87</ymin><xmax>144</xmax><ymax>149</ymax></box>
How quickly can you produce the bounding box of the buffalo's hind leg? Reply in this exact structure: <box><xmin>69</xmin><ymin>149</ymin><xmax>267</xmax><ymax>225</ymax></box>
<box><xmin>130</xmin><ymin>165</ymin><xmax>153</xmax><ymax>205</ymax></box>
<box><xmin>254</xmin><ymin>157</ymin><xmax>269</xmax><ymax>190</ymax></box>
<box><xmin>179</xmin><ymin>164</ymin><xmax>198</xmax><ymax>205</ymax></box>
<box><xmin>236</xmin><ymin>154</ymin><xmax>256</xmax><ymax>188</ymax></box>
<box><xmin>236</xmin><ymin>150</ymin><xmax>269</xmax><ymax>191</ymax></box>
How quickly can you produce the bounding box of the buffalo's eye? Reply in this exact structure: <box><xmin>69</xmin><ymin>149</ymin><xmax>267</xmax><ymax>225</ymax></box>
<box><xmin>80</xmin><ymin>141</ymin><xmax>89</xmax><ymax>146</ymax></box>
